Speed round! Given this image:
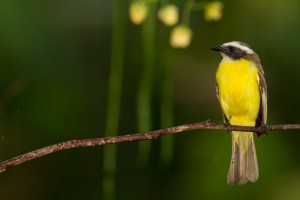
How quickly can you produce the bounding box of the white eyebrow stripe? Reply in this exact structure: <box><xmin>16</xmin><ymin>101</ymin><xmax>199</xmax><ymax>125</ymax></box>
<box><xmin>223</xmin><ymin>41</ymin><xmax>254</xmax><ymax>54</ymax></box>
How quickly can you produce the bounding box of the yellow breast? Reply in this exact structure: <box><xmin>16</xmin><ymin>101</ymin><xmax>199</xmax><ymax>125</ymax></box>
<box><xmin>216</xmin><ymin>59</ymin><xmax>260</xmax><ymax>126</ymax></box>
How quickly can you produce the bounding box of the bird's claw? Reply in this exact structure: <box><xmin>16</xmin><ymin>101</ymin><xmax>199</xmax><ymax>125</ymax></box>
<box><xmin>224</xmin><ymin>121</ymin><xmax>230</xmax><ymax>134</ymax></box>
<box><xmin>257</xmin><ymin>123</ymin><xmax>268</xmax><ymax>137</ymax></box>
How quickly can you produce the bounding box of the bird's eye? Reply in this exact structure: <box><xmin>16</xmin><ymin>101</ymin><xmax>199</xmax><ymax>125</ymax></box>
<box><xmin>228</xmin><ymin>46</ymin><xmax>235</xmax><ymax>53</ymax></box>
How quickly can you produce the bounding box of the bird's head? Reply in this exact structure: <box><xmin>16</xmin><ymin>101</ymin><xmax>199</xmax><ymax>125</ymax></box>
<box><xmin>211</xmin><ymin>41</ymin><xmax>257</xmax><ymax>61</ymax></box>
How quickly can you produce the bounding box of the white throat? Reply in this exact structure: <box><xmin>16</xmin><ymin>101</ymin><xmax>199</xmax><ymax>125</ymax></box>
<box><xmin>221</xmin><ymin>53</ymin><xmax>234</xmax><ymax>62</ymax></box>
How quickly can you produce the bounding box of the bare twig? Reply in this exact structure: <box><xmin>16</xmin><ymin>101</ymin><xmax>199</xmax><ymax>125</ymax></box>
<box><xmin>0</xmin><ymin>120</ymin><xmax>300</xmax><ymax>173</ymax></box>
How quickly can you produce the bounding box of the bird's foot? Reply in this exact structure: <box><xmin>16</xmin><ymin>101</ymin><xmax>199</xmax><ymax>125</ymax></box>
<box><xmin>224</xmin><ymin>121</ymin><xmax>231</xmax><ymax>134</ymax></box>
<box><xmin>257</xmin><ymin>122</ymin><xmax>268</xmax><ymax>137</ymax></box>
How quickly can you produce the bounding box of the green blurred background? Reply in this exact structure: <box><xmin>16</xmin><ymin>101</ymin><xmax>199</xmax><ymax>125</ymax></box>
<box><xmin>1</xmin><ymin>0</ymin><xmax>300</xmax><ymax>199</ymax></box>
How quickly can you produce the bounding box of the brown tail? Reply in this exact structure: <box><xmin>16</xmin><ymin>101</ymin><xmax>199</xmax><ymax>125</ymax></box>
<box><xmin>227</xmin><ymin>133</ymin><xmax>259</xmax><ymax>185</ymax></box>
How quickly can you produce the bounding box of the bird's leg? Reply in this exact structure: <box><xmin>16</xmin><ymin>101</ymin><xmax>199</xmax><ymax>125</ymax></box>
<box><xmin>256</xmin><ymin>119</ymin><xmax>268</xmax><ymax>137</ymax></box>
<box><xmin>224</xmin><ymin>121</ymin><xmax>231</xmax><ymax>134</ymax></box>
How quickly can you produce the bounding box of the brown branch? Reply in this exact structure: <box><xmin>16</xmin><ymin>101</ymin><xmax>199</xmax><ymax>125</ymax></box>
<box><xmin>0</xmin><ymin>120</ymin><xmax>300</xmax><ymax>173</ymax></box>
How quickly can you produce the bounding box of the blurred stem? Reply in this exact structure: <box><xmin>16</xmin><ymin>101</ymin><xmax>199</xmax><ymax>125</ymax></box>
<box><xmin>160</xmin><ymin>0</ymin><xmax>168</xmax><ymax>5</ymax></box>
<box><xmin>192</xmin><ymin>1</ymin><xmax>206</xmax><ymax>10</ymax></box>
<box><xmin>160</xmin><ymin>46</ymin><xmax>174</xmax><ymax>166</ymax></box>
<box><xmin>136</xmin><ymin>3</ymin><xmax>156</xmax><ymax>166</ymax></box>
<box><xmin>103</xmin><ymin>0</ymin><xmax>124</xmax><ymax>199</ymax></box>
<box><xmin>182</xmin><ymin>0</ymin><xmax>194</xmax><ymax>25</ymax></box>
<box><xmin>145</xmin><ymin>0</ymin><xmax>158</xmax><ymax>3</ymax></box>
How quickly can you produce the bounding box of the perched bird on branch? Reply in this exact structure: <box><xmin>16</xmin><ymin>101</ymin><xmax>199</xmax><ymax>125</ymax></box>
<box><xmin>212</xmin><ymin>41</ymin><xmax>267</xmax><ymax>185</ymax></box>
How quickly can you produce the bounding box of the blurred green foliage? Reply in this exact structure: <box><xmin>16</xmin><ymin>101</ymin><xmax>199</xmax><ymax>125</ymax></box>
<box><xmin>1</xmin><ymin>0</ymin><xmax>300</xmax><ymax>200</ymax></box>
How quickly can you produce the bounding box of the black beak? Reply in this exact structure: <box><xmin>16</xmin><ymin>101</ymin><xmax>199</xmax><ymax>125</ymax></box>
<box><xmin>211</xmin><ymin>46</ymin><xmax>222</xmax><ymax>52</ymax></box>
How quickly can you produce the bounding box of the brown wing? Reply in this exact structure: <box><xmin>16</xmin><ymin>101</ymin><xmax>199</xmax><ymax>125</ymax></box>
<box><xmin>216</xmin><ymin>83</ymin><xmax>229</xmax><ymax>124</ymax></box>
<box><xmin>257</xmin><ymin>64</ymin><xmax>267</xmax><ymax>125</ymax></box>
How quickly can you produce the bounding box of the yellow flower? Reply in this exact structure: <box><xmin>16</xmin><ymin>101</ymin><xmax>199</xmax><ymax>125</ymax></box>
<box><xmin>204</xmin><ymin>1</ymin><xmax>223</xmax><ymax>22</ymax></box>
<box><xmin>158</xmin><ymin>4</ymin><xmax>179</xmax><ymax>26</ymax></box>
<box><xmin>170</xmin><ymin>25</ymin><xmax>193</xmax><ymax>48</ymax></box>
<box><xmin>129</xmin><ymin>1</ymin><xmax>148</xmax><ymax>25</ymax></box>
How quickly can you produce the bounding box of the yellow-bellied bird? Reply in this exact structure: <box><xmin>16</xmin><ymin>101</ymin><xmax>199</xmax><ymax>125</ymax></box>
<box><xmin>211</xmin><ymin>41</ymin><xmax>267</xmax><ymax>185</ymax></box>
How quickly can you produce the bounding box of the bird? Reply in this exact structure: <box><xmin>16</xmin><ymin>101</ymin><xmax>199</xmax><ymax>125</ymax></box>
<box><xmin>211</xmin><ymin>41</ymin><xmax>267</xmax><ymax>185</ymax></box>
